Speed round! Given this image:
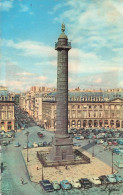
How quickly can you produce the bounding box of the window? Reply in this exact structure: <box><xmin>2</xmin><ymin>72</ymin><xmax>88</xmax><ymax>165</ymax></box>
<box><xmin>78</xmin><ymin>105</ymin><xmax>80</xmax><ymax>109</ymax></box>
<box><xmin>105</xmin><ymin>111</ymin><xmax>109</xmax><ymax>117</ymax></box>
<box><xmin>116</xmin><ymin>105</ymin><xmax>120</xmax><ymax>110</ymax></box>
<box><xmin>100</xmin><ymin>105</ymin><xmax>102</xmax><ymax>109</ymax></box>
<box><xmin>111</xmin><ymin>105</ymin><xmax>114</xmax><ymax>110</ymax></box>
<box><xmin>72</xmin><ymin>105</ymin><xmax>74</xmax><ymax>109</ymax></box>
<box><xmin>72</xmin><ymin>110</ymin><xmax>76</xmax><ymax>118</ymax></box>
<box><xmin>77</xmin><ymin>111</ymin><xmax>81</xmax><ymax>118</ymax></box>
<box><xmin>105</xmin><ymin>105</ymin><xmax>108</xmax><ymax>109</ymax></box>
<box><xmin>111</xmin><ymin>112</ymin><xmax>114</xmax><ymax>118</ymax></box>
<box><xmin>89</xmin><ymin>105</ymin><xmax>91</xmax><ymax>109</ymax></box>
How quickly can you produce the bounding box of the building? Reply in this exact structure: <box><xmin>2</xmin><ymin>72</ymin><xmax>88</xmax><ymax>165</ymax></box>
<box><xmin>42</xmin><ymin>91</ymin><xmax>123</xmax><ymax>130</ymax></box>
<box><xmin>19</xmin><ymin>86</ymin><xmax>56</xmax><ymax>124</ymax></box>
<box><xmin>0</xmin><ymin>87</ymin><xmax>15</xmax><ymax>132</ymax></box>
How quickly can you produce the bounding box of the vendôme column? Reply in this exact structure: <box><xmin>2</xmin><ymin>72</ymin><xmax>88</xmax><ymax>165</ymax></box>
<box><xmin>48</xmin><ymin>24</ymin><xmax>74</xmax><ymax>162</ymax></box>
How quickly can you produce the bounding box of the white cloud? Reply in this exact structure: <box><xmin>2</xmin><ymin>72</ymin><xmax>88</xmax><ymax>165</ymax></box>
<box><xmin>5</xmin><ymin>39</ymin><xmax>56</xmax><ymax>58</ymax></box>
<box><xmin>16</xmin><ymin>72</ymin><xmax>34</xmax><ymax>76</ymax></box>
<box><xmin>20</xmin><ymin>4</ymin><xmax>29</xmax><ymax>12</ymax></box>
<box><xmin>0</xmin><ymin>1</ymin><xmax>13</xmax><ymax>11</ymax></box>
<box><xmin>38</xmin><ymin>76</ymin><xmax>47</xmax><ymax>81</ymax></box>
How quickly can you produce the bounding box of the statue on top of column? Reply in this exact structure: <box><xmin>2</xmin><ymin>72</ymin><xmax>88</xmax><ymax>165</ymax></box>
<box><xmin>61</xmin><ymin>23</ymin><xmax>65</xmax><ymax>33</ymax></box>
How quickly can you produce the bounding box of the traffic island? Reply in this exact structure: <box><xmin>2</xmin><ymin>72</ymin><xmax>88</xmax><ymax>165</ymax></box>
<box><xmin>22</xmin><ymin>147</ymin><xmax>114</xmax><ymax>183</ymax></box>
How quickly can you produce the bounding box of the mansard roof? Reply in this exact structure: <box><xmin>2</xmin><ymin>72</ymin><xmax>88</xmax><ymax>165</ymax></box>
<box><xmin>47</xmin><ymin>91</ymin><xmax>123</xmax><ymax>100</ymax></box>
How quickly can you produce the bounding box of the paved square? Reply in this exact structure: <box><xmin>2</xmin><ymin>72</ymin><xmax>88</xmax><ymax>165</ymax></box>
<box><xmin>22</xmin><ymin>147</ymin><xmax>114</xmax><ymax>183</ymax></box>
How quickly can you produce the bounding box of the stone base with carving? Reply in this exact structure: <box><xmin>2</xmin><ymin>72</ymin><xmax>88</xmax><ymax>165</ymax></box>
<box><xmin>47</xmin><ymin>136</ymin><xmax>74</xmax><ymax>162</ymax></box>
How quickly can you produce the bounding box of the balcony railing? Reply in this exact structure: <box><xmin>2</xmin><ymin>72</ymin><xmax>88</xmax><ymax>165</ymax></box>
<box><xmin>55</xmin><ymin>42</ymin><xmax>71</xmax><ymax>48</ymax></box>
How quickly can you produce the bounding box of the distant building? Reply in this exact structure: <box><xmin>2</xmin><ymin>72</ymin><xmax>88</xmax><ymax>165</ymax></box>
<box><xmin>0</xmin><ymin>87</ymin><xmax>15</xmax><ymax>131</ymax></box>
<box><xmin>19</xmin><ymin>88</ymin><xmax>123</xmax><ymax>130</ymax></box>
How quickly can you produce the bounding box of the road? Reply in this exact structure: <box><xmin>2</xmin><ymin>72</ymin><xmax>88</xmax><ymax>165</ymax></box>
<box><xmin>1</xmin><ymin>126</ymin><xmax>45</xmax><ymax>195</ymax></box>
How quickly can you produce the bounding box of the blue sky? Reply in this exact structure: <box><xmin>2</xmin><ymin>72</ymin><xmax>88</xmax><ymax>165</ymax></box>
<box><xmin>0</xmin><ymin>0</ymin><xmax>123</xmax><ymax>92</ymax></box>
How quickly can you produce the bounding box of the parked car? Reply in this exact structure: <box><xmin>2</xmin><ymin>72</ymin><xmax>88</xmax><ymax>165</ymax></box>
<box><xmin>14</xmin><ymin>142</ymin><xmax>20</xmax><ymax>147</ymax></box>
<box><xmin>117</xmin><ymin>139</ymin><xmax>123</xmax><ymax>145</ymax></box>
<box><xmin>112</xmin><ymin>141</ymin><xmax>118</xmax><ymax>145</ymax></box>
<box><xmin>108</xmin><ymin>141</ymin><xmax>112</xmax><ymax>146</ymax></box>
<box><xmin>40</xmin><ymin>180</ymin><xmax>54</xmax><ymax>192</ymax></box>
<box><xmin>47</xmin><ymin>142</ymin><xmax>52</xmax><ymax>146</ymax></box>
<box><xmin>107</xmin><ymin>174</ymin><xmax>117</xmax><ymax>183</ymax></box>
<box><xmin>37</xmin><ymin>132</ymin><xmax>43</xmax><ymax>138</ymax></box>
<box><xmin>43</xmin><ymin>141</ymin><xmax>47</xmax><ymax>147</ymax></box>
<box><xmin>89</xmin><ymin>177</ymin><xmax>101</xmax><ymax>185</ymax></box>
<box><xmin>33</xmin><ymin>142</ymin><xmax>38</xmax><ymax>148</ymax></box>
<box><xmin>74</xmin><ymin>136</ymin><xmax>81</xmax><ymax>140</ymax></box>
<box><xmin>99</xmin><ymin>175</ymin><xmax>109</xmax><ymax>184</ymax></box>
<box><xmin>73</xmin><ymin>143</ymin><xmax>81</xmax><ymax>147</ymax></box>
<box><xmin>52</xmin><ymin>181</ymin><xmax>61</xmax><ymax>190</ymax></box>
<box><xmin>79</xmin><ymin>178</ymin><xmax>92</xmax><ymax>189</ymax></box>
<box><xmin>60</xmin><ymin>180</ymin><xmax>72</xmax><ymax>190</ymax></box>
<box><xmin>38</xmin><ymin>142</ymin><xmax>43</xmax><ymax>147</ymax></box>
<box><xmin>113</xmin><ymin>174</ymin><xmax>123</xmax><ymax>183</ymax></box>
<box><xmin>115</xmin><ymin>160</ymin><xmax>123</xmax><ymax>168</ymax></box>
<box><xmin>23</xmin><ymin>143</ymin><xmax>33</xmax><ymax>149</ymax></box>
<box><xmin>71</xmin><ymin>179</ymin><xmax>81</xmax><ymax>188</ymax></box>
<box><xmin>101</xmin><ymin>139</ymin><xmax>104</xmax><ymax>143</ymax></box>
<box><xmin>1</xmin><ymin>141</ymin><xmax>8</xmax><ymax>146</ymax></box>
<box><xmin>79</xmin><ymin>136</ymin><xmax>84</xmax><ymax>140</ymax></box>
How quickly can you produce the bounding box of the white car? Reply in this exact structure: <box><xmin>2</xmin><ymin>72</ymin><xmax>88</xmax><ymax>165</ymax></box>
<box><xmin>33</xmin><ymin>142</ymin><xmax>38</xmax><ymax>148</ymax></box>
<box><xmin>100</xmin><ymin>139</ymin><xmax>104</xmax><ymax>144</ymax></box>
<box><xmin>71</xmin><ymin>179</ymin><xmax>81</xmax><ymax>188</ymax></box>
<box><xmin>80</xmin><ymin>136</ymin><xmax>84</xmax><ymax>139</ymax></box>
<box><xmin>52</xmin><ymin>181</ymin><xmax>61</xmax><ymax>190</ymax></box>
<box><xmin>89</xmin><ymin>177</ymin><xmax>101</xmax><ymax>185</ymax></box>
<box><xmin>7</xmin><ymin>134</ymin><xmax>12</xmax><ymax>138</ymax></box>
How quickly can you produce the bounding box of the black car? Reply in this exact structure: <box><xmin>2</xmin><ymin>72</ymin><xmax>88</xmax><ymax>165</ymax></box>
<box><xmin>79</xmin><ymin>178</ymin><xmax>92</xmax><ymax>189</ymax></box>
<box><xmin>37</xmin><ymin>132</ymin><xmax>43</xmax><ymax>138</ymax></box>
<box><xmin>43</xmin><ymin>141</ymin><xmax>47</xmax><ymax>146</ymax></box>
<box><xmin>99</xmin><ymin>175</ymin><xmax>109</xmax><ymax>184</ymax></box>
<box><xmin>40</xmin><ymin>180</ymin><xmax>54</xmax><ymax>192</ymax></box>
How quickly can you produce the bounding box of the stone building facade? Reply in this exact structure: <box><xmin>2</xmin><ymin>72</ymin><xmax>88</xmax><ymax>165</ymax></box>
<box><xmin>0</xmin><ymin>87</ymin><xmax>15</xmax><ymax>132</ymax></box>
<box><xmin>42</xmin><ymin>92</ymin><xmax>123</xmax><ymax>130</ymax></box>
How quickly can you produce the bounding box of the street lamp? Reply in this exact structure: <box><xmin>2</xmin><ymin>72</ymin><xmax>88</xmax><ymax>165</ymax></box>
<box><xmin>112</xmin><ymin>151</ymin><xmax>114</xmax><ymax>174</ymax></box>
<box><xmin>42</xmin><ymin>164</ymin><xmax>44</xmax><ymax>180</ymax></box>
<box><xmin>92</xmin><ymin>138</ymin><xmax>95</xmax><ymax>157</ymax></box>
<box><xmin>25</xmin><ymin>131</ymin><xmax>30</xmax><ymax>162</ymax></box>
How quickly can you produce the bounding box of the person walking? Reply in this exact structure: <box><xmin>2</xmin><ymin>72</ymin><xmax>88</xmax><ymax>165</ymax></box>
<box><xmin>21</xmin><ymin>178</ymin><xmax>24</xmax><ymax>185</ymax></box>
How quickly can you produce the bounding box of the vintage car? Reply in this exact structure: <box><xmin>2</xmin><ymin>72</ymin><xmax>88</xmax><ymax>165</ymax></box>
<box><xmin>71</xmin><ymin>179</ymin><xmax>81</xmax><ymax>188</ymax></box>
<box><xmin>60</xmin><ymin>180</ymin><xmax>72</xmax><ymax>190</ymax></box>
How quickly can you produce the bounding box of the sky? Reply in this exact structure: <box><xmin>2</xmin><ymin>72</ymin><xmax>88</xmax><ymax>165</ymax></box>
<box><xmin>0</xmin><ymin>0</ymin><xmax>123</xmax><ymax>92</ymax></box>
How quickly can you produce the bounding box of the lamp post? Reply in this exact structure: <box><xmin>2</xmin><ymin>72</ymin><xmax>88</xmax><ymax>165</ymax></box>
<box><xmin>92</xmin><ymin>138</ymin><xmax>95</xmax><ymax>157</ymax></box>
<box><xmin>42</xmin><ymin>164</ymin><xmax>44</xmax><ymax>180</ymax></box>
<box><xmin>25</xmin><ymin>131</ymin><xmax>29</xmax><ymax>162</ymax></box>
<box><xmin>112</xmin><ymin>151</ymin><xmax>114</xmax><ymax>174</ymax></box>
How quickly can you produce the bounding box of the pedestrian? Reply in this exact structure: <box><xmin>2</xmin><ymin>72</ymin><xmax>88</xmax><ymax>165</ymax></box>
<box><xmin>65</xmin><ymin>165</ymin><xmax>68</xmax><ymax>170</ymax></box>
<box><xmin>36</xmin><ymin>166</ymin><xmax>38</xmax><ymax>170</ymax></box>
<box><xmin>8</xmin><ymin>140</ymin><xmax>10</xmax><ymax>144</ymax></box>
<box><xmin>21</xmin><ymin>178</ymin><xmax>24</xmax><ymax>185</ymax></box>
